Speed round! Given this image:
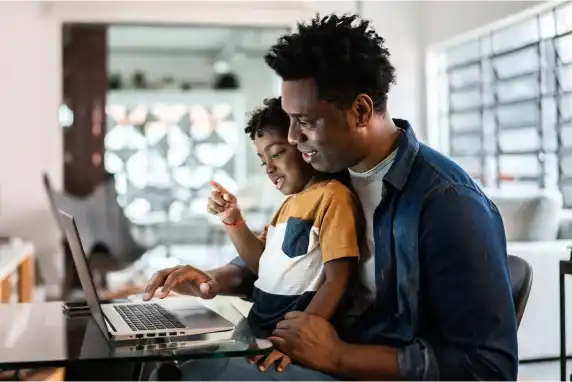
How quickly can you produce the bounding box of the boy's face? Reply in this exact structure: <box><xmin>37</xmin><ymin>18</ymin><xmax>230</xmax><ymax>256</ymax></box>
<box><xmin>254</xmin><ymin>128</ymin><xmax>314</xmax><ymax>195</ymax></box>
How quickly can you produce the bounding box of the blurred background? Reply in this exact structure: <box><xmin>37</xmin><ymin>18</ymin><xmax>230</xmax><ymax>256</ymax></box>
<box><xmin>1</xmin><ymin>1</ymin><xmax>572</xmax><ymax>378</ymax></box>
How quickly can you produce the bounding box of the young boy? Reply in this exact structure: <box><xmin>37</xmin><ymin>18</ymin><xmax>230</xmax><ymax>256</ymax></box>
<box><xmin>207</xmin><ymin>97</ymin><xmax>362</xmax><ymax>372</ymax></box>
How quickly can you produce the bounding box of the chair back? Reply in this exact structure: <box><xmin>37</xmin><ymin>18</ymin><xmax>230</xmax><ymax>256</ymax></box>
<box><xmin>508</xmin><ymin>254</ymin><xmax>533</xmax><ymax>328</ymax></box>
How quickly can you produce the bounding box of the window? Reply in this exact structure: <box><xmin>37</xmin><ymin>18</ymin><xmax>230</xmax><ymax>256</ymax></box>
<box><xmin>436</xmin><ymin>1</ymin><xmax>572</xmax><ymax>207</ymax></box>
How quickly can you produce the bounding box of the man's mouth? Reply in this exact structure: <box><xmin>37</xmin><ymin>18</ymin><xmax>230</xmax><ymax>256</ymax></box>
<box><xmin>300</xmin><ymin>150</ymin><xmax>318</xmax><ymax>163</ymax></box>
<box><xmin>273</xmin><ymin>176</ymin><xmax>285</xmax><ymax>190</ymax></box>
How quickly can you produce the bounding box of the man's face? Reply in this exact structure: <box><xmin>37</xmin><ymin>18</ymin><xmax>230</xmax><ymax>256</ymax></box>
<box><xmin>281</xmin><ymin>78</ymin><xmax>365</xmax><ymax>173</ymax></box>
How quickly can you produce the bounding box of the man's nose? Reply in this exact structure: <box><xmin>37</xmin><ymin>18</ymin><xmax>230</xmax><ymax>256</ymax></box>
<box><xmin>287</xmin><ymin>122</ymin><xmax>305</xmax><ymax>145</ymax></box>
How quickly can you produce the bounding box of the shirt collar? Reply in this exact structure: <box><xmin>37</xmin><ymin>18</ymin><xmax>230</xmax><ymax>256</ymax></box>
<box><xmin>383</xmin><ymin>119</ymin><xmax>420</xmax><ymax>191</ymax></box>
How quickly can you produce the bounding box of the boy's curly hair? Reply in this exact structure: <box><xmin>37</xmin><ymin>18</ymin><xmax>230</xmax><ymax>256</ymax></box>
<box><xmin>244</xmin><ymin>97</ymin><xmax>290</xmax><ymax>140</ymax></box>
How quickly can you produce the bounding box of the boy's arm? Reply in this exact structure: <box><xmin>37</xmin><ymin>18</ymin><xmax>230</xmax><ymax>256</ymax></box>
<box><xmin>304</xmin><ymin>258</ymin><xmax>356</xmax><ymax>319</ymax></box>
<box><xmin>307</xmin><ymin>183</ymin><xmax>362</xmax><ymax>319</ymax></box>
<box><xmin>224</xmin><ymin>219</ymin><xmax>267</xmax><ymax>275</ymax></box>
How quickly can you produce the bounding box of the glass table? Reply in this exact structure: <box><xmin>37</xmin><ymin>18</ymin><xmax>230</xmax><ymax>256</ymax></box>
<box><xmin>0</xmin><ymin>296</ymin><xmax>272</xmax><ymax>380</ymax></box>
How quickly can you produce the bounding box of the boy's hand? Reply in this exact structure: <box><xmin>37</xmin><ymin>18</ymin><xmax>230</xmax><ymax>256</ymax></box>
<box><xmin>249</xmin><ymin>349</ymin><xmax>291</xmax><ymax>372</ymax></box>
<box><xmin>207</xmin><ymin>181</ymin><xmax>242</xmax><ymax>224</ymax></box>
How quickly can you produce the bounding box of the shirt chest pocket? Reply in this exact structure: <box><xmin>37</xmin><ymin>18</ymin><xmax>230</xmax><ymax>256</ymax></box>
<box><xmin>281</xmin><ymin>218</ymin><xmax>314</xmax><ymax>258</ymax></box>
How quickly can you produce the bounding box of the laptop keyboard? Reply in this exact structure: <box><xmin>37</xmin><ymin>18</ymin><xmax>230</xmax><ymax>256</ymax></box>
<box><xmin>114</xmin><ymin>304</ymin><xmax>186</xmax><ymax>332</ymax></box>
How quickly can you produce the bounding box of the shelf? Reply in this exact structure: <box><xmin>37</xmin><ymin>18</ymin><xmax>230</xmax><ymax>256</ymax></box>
<box><xmin>498</xmin><ymin>175</ymin><xmax>544</xmax><ymax>182</ymax></box>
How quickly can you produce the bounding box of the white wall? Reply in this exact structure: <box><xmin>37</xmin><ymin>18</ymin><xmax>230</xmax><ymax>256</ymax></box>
<box><xmin>364</xmin><ymin>1</ymin><xmax>423</xmax><ymax>137</ymax></box>
<box><xmin>420</xmin><ymin>1</ymin><xmax>543</xmax><ymax>47</ymax></box>
<box><xmin>0</xmin><ymin>2</ymin><xmax>63</xmax><ymax>285</ymax></box>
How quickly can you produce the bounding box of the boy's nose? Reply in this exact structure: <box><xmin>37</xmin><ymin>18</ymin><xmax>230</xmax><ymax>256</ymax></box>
<box><xmin>266</xmin><ymin>161</ymin><xmax>276</xmax><ymax>174</ymax></box>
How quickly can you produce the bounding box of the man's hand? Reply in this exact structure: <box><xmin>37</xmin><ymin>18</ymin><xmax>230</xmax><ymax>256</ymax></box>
<box><xmin>269</xmin><ymin>311</ymin><xmax>343</xmax><ymax>373</ymax></box>
<box><xmin>248</xmin><ymin>349</ymin><xmax>292</xmax><ymax>372</ymax></box>
<box><xmin>143</xmin><ymin>265</ymin><xmax>220</xmax><ymax>301</ymax></box>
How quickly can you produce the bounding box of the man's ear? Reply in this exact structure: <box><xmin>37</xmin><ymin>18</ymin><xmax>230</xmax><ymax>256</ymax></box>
<box><xmin>352</xmin><ymin>94</ymin><xmax>374</xmax><ymax>128</ymax></box>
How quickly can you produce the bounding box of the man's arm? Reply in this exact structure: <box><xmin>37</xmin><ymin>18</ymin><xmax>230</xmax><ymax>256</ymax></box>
<box><xmin>220</xmin><ymin>256</ymin><xmax>258</xmax><ymax>299</ymax></box>
<box><xmin>405</xmin><ymin>184</ymin><xmax>518</xmax><ymax>380</ymax></box>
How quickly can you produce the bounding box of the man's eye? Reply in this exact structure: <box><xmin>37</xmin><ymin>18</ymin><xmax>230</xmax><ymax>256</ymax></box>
<box><xmin>299</xmin><ymin>118</ymin><xmax>317</xmax><ymax>129</ymax></box>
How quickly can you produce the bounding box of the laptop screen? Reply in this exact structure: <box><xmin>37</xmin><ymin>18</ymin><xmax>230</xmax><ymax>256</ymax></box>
<box><xmin>59</xmin><ymin>211</ymin><xmax>111</xmax><ymax>341</ymax></box>
<box><xmin>42</xmin><ymin>174</ymin><xmax>65</xmax><ymax>236</ymax></box>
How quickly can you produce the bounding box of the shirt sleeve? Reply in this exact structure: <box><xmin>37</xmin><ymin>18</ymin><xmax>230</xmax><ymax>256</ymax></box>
<box><xmin>398</xmin><ymin>184</ymin><xmax>518</xmax><ymax>381</ymax></box>
<box><xmin>258</xmin><ymin>224</ymin><xmax>270</xmax><ymax>246</ymax></box>
<box><xmin>229</xmin><ymin>256</ymin><xmax>257</xmax><ymax>300</ymax></box>
<box><xmin>317</xmin><ymin>184</ymin><xmax>362</xmax><ymax>263</ymax></box>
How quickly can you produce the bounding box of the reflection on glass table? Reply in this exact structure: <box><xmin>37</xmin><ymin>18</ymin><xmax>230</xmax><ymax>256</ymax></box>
<box><xmin>0</xmin><ymin>296</ymin><xmax>272</xmax><ymax>371</ymax></box>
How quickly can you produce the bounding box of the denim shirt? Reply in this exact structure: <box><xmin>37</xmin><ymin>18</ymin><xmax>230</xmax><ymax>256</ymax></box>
<box><xmin>231</xmin><ymin>120</ymin><xmax>518</xmax><ymax>380</ymax></box>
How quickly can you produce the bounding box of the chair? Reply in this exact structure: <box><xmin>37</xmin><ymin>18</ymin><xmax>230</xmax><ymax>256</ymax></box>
<box><xmin>42</xmin><ymin>172</ymin><xmax>147</xmax><ymax>299</ymax></box>
<box><xmin>508</xmin><ymin>254</ymin><xmax>533</xmax><ymax>328</ymax></box>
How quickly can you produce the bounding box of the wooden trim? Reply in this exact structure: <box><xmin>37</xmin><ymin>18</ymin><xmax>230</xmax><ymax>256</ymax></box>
<box><xmin>0</xmin><ymin>274</ymin><xmax>11</xmax><ymax>303</ymax></box>
<box><xmin>21</xmin><ymin>368</ymin><xmax>65</xmax><ymax>382</ymax></box>
<box><xmin>18</xmin><ymin>256</ymin><xmax>34</xmax><ymax>303</ymax></box>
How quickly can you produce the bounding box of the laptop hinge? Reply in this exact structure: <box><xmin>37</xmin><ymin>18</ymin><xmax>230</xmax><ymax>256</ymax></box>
<box><xmin>103</xmin><ymin>313</ymin><xmax>118</xmax><ymax>333</ymax></box>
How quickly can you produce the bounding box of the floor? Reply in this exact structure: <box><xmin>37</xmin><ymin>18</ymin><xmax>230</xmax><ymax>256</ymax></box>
<box><xmin>519</xmin><ymin>359</ymin><xmax>572</xmax><ymax>381</ymax></box>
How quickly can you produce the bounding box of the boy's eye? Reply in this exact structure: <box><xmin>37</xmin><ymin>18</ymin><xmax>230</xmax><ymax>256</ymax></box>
<box><xmin>260</xmin><ymin>161</ymin><xmax>266</xmax><ymax>167</ymax></box>
<box><xmin>271</xmin><ymin>150</ymin><xmax>285</xmax><ymax>159</ymax></box>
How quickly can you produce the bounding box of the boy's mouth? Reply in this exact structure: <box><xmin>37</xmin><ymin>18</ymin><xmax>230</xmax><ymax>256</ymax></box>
<box><xmin>273</xmin><ymin>176</ymin><xmax>285</xmax><ymax>190</ymax></box>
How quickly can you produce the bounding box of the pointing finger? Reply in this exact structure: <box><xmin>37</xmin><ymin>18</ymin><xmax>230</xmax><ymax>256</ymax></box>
<box><xmin>211</xmin><ymin>181</ymin><xmax>235</xmax><ymax>203</ymax></box>
<box><xmin>210</xmin><ymin>181</ymin><xmax>229</xmax><ymax>194</ymax></box>
<box><xmin>209</xmin><ymin>191</ymin><xmax>226</xmax><ymax>208</ymax></box>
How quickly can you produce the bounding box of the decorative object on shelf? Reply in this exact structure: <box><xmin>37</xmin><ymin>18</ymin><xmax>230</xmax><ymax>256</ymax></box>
<box><xmin>132</xmin><ymin>71</ymin><xmax>148</xmax><ymax>89</ymax></box>
<box><xmin>213</xmin><ymin>73</ymin><xmax>240</xmax><ymax>90</ymax></box>
<box><xmin>109</xmin><ymin>73</ymin><xmax>123</xmax><ymax>90</ymax></box>
<box><xmin>160</xmin><ymin>76</ymin><xmax>177</xmax><ymax>89</ymax></box>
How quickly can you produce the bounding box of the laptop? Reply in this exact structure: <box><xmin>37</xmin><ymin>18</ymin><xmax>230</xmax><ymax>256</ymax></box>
<box><xmin>59</xmin><ymin>210</ymin><xmax>235</xmax><ymax>342</ymax></box>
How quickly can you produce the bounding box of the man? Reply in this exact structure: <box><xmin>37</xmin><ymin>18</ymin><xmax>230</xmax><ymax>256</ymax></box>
<box><xmin>145</xmin><ymin>14</ymin><xmax>518</xmax><ymax>381</ymax></box>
